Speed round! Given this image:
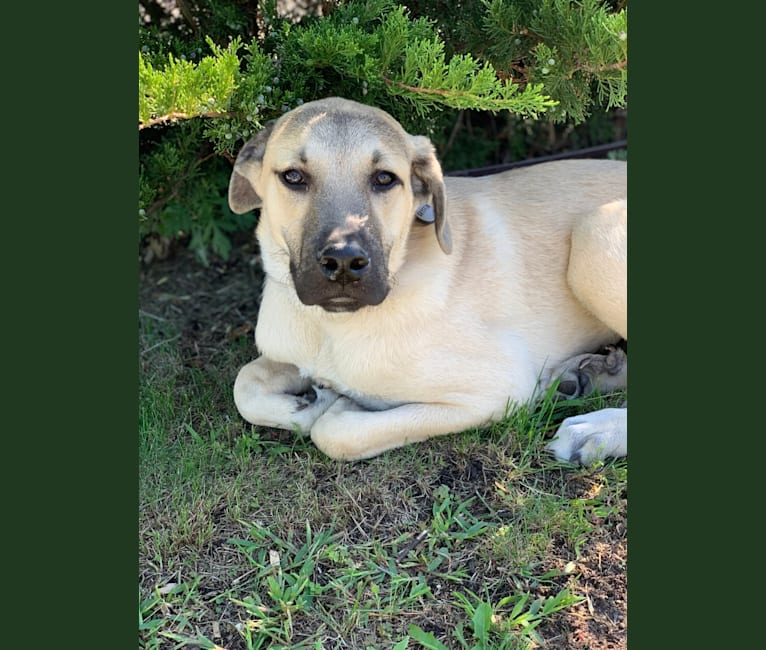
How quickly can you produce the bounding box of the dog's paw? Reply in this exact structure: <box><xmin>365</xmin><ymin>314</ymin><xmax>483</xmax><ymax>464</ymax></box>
<box><xmin>310</xmin><ymin>398</ymin><xmax>370</xmax><ymax>460</ymax></box>
<box><xmin>547</xmin><ymin>407</ymin><xmax>627</xmax><ymax>464</ymax></box>
<box><xmin>550</xmin><ymin>345</ymin><xmax>627</xmax><ymax>399</ymax></box>
<box><xmin>294</xmin><ymin>384</ymin><xmax>337</xmax><ymax>410</ymax></box>
<box><xmin>234</xmin><ymin>374</ymin><xmax>341</xmax><ymax>434</ymax></box>
<box><xmin>287</xmin><ymin>385</ymin><xmax>342</xmax><ymax>434</ymax></box>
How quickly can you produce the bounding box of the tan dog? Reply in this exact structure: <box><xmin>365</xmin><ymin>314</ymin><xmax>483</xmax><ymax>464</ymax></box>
<box><xmin>228</xmin><ymin>97</ymin><xmax>627</xmax><ymax>463</ymax></box>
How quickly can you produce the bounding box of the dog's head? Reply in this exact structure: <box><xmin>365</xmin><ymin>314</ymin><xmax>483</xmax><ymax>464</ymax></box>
<box><xmin>228</xmin><ymin>97</ymin><xmax>451</xmax><ymax>312</ymax></box>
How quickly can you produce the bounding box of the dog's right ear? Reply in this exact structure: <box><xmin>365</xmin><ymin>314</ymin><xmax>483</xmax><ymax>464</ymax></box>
<box><xmin>410</xmin><ymin>135</ymin><xmax>452</xmax><ymax>255</ymax></box>
<box><xmin>228</xmin><ymin>121</ymin><xmax>275</xmax><ymax>214</ymax></box>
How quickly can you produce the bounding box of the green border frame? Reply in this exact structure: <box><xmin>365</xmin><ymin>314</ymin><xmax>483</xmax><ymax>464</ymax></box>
<box><xmin>5</xmin><ymin>2</ymin><xmax>138</xmax><ymax>644</ymax></box>
<box><xmin>7</xmin><ymin>1</ymin><xmax>745</xmax><ymax>645</ymax></box>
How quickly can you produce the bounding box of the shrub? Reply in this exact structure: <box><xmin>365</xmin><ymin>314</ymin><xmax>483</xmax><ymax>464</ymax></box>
<box><xmin>138</xmin><ymin>0</ymin><xmax>627</xmax><ymax>263</ymax></box>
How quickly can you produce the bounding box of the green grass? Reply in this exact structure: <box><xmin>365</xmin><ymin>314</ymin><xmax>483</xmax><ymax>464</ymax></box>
<box><xmin>139</xmin><ymin>311</ymin><xmax>627</xmax><ymax>649</ymax></box>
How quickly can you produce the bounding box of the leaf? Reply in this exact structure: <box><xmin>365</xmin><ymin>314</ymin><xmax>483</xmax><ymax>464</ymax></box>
<box><xmin>453</xmin><ymin>624</ymin><xmax>468</xmax><ymax>647</ymax></box>
<box><xmin>138</xmin><ymin>618</ymin><xmax>164</xmax><ymax>633</ymax></box>
<box><xmin>392</xmin><ymin>637</ymin><xmax>410</xmax><ymax>650</ymax></box>
<box><xmin>408</xmin><ymin>576</ymin><xmax>432</xmax><ymax>600</ymax></box>
<box><xmin>408</xmin><ymin>624</ymin><xmax>450</xmax><ymax>650</ymax></box>
<box><xmin>160</xmin><ymin>631</ymin><xmax>219</xmax><ymax>648</ymax></box>
<box><xmin>471</xmin><ymin>601</ymin><xmax>493</xmax><ymax>642</ymax></box>
<box><xmin>505</xmin><ymin>594</ymin><xmax>522</xmax><ymax>621</ymax></box>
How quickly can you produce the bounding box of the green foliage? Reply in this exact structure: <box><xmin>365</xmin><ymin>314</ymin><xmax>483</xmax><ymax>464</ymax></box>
<box><xmin>482</xmin><ymin>0</ymin><xmax>628</xmax><ymax>122</ymax></box>
<box><xmin>228</xmin><ymin>522</ymin><xmax>339</xmax><ymax>646</ymax></box>
<box><xmin>138</xmin><ymin>120</ymin><xmax>255</xmax><ymax>264</ymax></box>
<box><xmin>139</xmin><ymin>36</ymin><xmax>242</xmax><ymax>126</ymax></box>
<box><xmin>139</xmin><ymin>579</ymin><xmax>209</xmax><ymax>649</ymax></box>
<box><xmin>406</xmin><ymin>587</ymin><xmax>582</xmax><ymax>649</ymax></box>
<box><xmin>139</xmin><ymin>0</ymin><xmax>627</xmax><ymax>262</ymax></box>
<box><xmin>429</xmin><ymin>484</ymin><xmax>491</xmax><ymax>549</ymax></box>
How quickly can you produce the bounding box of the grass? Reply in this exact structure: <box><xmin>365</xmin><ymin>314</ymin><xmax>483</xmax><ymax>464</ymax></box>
<box><xmin>139</xmin><ymin>309</ymin><xmax>627</xmax><ymax>650</ymax></box>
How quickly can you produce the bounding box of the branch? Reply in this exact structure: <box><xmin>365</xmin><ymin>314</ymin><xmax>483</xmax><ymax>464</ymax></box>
<box><xmin>382</xmin><ymin>78</ymin><xmax>523</xmax><ymax>101</ymax></box>
<box><xmin>382</xmin><ymin>78</ymin><xmax>456</xmax><ymax>98</ymax></box>
<box><xmin>569</xmin><ymin>58</ymin><xmax>627</xmax><ymax>77</ymax></box>
<box><xmin>381</xmin><ymin>77</ymin><xmax>557</xmax><ymax>115</ymax></box>
<box><xmin>138</xmin><ymin>110</ymin><xmax>235</xmax><ymax>130</ymax></box>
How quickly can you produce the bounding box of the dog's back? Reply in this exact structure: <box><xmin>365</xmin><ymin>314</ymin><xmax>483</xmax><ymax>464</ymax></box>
<box><xmin>411</xmin><ymin>159</ymin><xmax>627</xmax><ymax>368</ymax></box>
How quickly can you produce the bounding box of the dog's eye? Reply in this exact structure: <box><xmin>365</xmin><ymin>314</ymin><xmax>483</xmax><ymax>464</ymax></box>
<box><xmin>372</xmin><ymin>171</ymin><xmax>398</xmax><ymax>191</ymax></box>
<box><xmin>281</xmin><ymin>169</ymin><xmax>306</xmax><ymax>187</ymax></box>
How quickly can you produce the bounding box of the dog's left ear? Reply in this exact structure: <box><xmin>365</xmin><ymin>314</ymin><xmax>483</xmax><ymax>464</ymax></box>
<box><xmin>228</xmin><ymin>121</ymin><xmax>276</xmax><ymax>214</ymax></box>
<box><xmin>410</xmin><ymin>135</ymin><xmax>452</xmax><ymax>254</ymax></box>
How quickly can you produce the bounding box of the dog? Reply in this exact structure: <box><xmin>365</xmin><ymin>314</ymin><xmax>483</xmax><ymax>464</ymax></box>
<box><xmin>227</xmin><ymin>97</ymin><xmax>627</xmax><ymax>463</ymax></box>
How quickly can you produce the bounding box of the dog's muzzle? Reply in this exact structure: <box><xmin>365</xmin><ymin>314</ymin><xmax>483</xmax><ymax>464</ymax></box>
<box><xmin>292</xmin><ymin>231</ymin><xmax>389</xmax><ymax>312</ymax></box>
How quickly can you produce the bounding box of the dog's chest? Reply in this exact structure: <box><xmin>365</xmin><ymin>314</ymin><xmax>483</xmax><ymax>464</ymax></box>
<box><xmin>298</xmin><ymin>335</ymin><xmax>406</xmax><ymax>408</ymax></box>
<box><xmin>255</xmin><ymin>297</ymin><xmax>408</xmax><ymax>405</ymax></box>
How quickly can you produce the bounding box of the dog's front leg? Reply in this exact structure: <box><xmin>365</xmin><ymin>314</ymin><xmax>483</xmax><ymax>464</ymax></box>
<box><xmin>547</xmin><ymin>406</ymin><xmax>627</xmax><ymax>464</ymax></box>
<box><xmin>310</xmin><ymin>398</ymin><xmax>488</xmax><ymax>460</ymax></box>
<box><xmin>234</xmin><ymin>357</ymin><xmax>340</xmax><ymax>435</ymax></box>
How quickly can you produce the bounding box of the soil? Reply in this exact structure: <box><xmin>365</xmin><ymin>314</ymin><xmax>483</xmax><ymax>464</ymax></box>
<box><xmin>139</xmin><ymin>233</ymin><xmax>627</xmax><ymax>649</ymax></box>
<box><xmin>139</xmin><ymin>232</ymin><xmax>263</xmax><ymax>367</ymax></box>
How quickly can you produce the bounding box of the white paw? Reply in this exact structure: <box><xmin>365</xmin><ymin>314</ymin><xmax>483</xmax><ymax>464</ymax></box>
<box><xmin>289</xmin><ymin>385</ymin><xmax>343</xmax><ymax>434</ymax></box>
<box><xmin>233</xmin><ymin>380</ymin><xmax>340</xmax><ymax>434</ymax></box>
<box><xmin>310</xmin><ymin>397</ymin><xmax>372</xmax><ymax>460</ymax></box>
<box><xmin>547</xmin><ymin>407</ymin><xmax>627</xmax><ymax>464</ymax></box>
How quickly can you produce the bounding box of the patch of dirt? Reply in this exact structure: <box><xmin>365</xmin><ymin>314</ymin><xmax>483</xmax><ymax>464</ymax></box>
<box><xmin>538</xmin><ymin>505</ymin><xmax>627</xmax><ymax>649</ymax></box>
<box><xmin>139</xmin><ymin>235</ymin><xmax>627</xmax><ymax>649</ymax></box>
<box><xmin>139</xmin><ymin>231</ymin><xmax>263</xmax><ymax>368</ymax></box>
<box><xmin>567</xmin><ymin>535</ymin><xmax>628</xmax><ymax>648</ymax></box>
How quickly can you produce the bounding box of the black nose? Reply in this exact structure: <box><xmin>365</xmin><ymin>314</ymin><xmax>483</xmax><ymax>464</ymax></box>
<box><xmin>317</xmin><ymin>243</ymin><xmax>370</xmax><ymax>282</ymax></box>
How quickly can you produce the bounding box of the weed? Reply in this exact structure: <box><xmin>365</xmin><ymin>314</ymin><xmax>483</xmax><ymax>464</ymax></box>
<box><xmin>405</xmin><ymin>587</ymin><xmax>582</xmax><ymax>650</ymax></box>
<box><xmin>228</xmin><ymin>522</ymin><xmax>340</xmax><ymax>647</ymax></box>
<box><xmin>139</xmin><ymin>579</ymin><xmax>212</xmax><ymax>650</ymax></box>
<box><xmin>430</xmin><ymin>485</ymin><xmax>492</xmax><ymax>549</ymax></box>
